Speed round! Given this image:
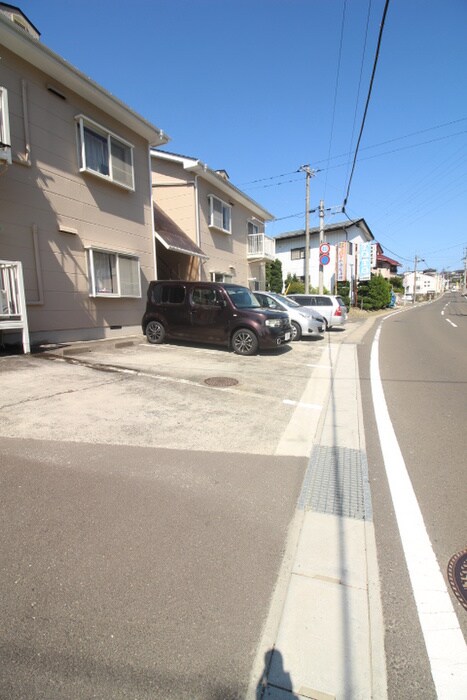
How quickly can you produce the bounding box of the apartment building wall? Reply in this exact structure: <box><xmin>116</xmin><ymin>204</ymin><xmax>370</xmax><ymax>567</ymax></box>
<box><xmin>152</xmin><ymin>155</ymin><xmax>260</xmax><ymax>287</ymax></box>
<box><xmin>0</xmin><ymin>44</ymin><xmax>156</xmax><ymax>343</ymax></box>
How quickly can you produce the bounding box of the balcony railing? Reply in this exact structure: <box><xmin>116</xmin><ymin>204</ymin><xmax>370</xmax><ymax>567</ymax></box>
<box><xmin>247</xmin><ymin>233</ymin><xmax>275</xmax><ymax>260</ymax></box>
<box><xmin>0</xmin><ymin>260</ymin><xmax>30</xmax><ymax>353</ymax></box>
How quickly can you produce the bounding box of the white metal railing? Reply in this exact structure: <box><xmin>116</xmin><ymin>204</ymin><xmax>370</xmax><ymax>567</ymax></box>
<box><xmin>0</xmin><ymin>260</ymin><xmax>30</xmax><ymax>353</ymax></box>
<box><xmin>247</xmin><ymin>233</ymin><xmax>275</xmax><ymax>259</ymax></box>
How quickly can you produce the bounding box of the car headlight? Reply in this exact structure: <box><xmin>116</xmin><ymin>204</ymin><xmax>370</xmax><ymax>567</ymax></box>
<box><xmin>265</xmin><ymin>319</ymin><xmax>282</xmax><ymax>327</ymax></box>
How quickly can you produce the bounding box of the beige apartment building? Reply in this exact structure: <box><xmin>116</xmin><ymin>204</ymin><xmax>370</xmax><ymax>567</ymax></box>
<box><xmin>0</xmin><ymin>5</ymin><xmax>167</xmax><ymax>346</ymax></box>
<box><xmin>151</xmin><ymin>150</ymin><xmax>276</xmax><ymax>290</ymax></box>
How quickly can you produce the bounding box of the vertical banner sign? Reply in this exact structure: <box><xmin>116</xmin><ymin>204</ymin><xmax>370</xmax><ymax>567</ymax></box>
<box><xmin>337</xmin><ymin>242</ymin><xmax>347</xmax><ymax>281</ymax></box>
<box><xmin>359</xmin><ymin>242</ymin><xmax>372</xmax><ymax>281</ymax></box>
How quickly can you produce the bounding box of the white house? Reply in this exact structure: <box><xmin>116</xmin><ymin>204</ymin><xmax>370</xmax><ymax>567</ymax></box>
<box><xmin>403</xmin><ymin>269</ymin><xmax>443</xmax><ymax>299</ymax></box>
<box><xmin>274</xmin><ymin>218</ymin><xmax>374</xmax><ymax>292</ymax></box>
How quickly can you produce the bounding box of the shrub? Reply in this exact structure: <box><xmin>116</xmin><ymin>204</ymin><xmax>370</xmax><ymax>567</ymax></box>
<box><xmin>358</xmin><ymin>275</ymin><xmax>391</xmax><ymax>310</ymax></box>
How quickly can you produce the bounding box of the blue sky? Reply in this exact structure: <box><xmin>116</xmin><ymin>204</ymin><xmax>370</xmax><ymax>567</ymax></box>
<box><xmin>17</xmin><ymin>0</ymin><xmax>467</xmax><ymax>272</ymax></box>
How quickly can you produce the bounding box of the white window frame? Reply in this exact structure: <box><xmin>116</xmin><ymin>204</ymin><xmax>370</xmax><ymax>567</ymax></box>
<box><xmin>87</xmin><ymin>248</ymin><xmax>141</xmax><ymax>298</ymax></box>
<box><xmin>208</xmin><ymin>194</ymin><xmax>232</xmax><ymax>234</ymax></box>
<box><xmin>210</xmin><ymin>271</ymin><xmax>233</xmax><ymax>283</ymax></box>
<box><xmin>0</xmin><ymin>87</ymin><xmax>12</xmax><ymax>164</ymax></box>
<box><xmin>76</xmin><ymin>115</ymin><xmax>135</xmax><ymax>191</ymax></box>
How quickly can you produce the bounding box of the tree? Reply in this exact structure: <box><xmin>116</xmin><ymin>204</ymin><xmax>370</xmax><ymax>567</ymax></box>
<box><xmin>265</xmin><ymin>259</ymin><xmax>283</xmax><ymax>292</ymax></box>
<box><xmin>337</xmin><ymin>281</ymin><xmax>350</xmax><ymax>307</ymax></box>
<box><xmin>284</xmin><ymin>273</ymin><xmax>304</xmax><ymax>294</ymax></box>
<box><xmin>357</xmin><ymin>274</ymin><xmax>391</xmax><ymax>310</ymax></box>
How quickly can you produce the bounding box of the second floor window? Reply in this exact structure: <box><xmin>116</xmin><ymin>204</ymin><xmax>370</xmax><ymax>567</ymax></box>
<box><xmin>208</xmin><ymin>195</ymin><xmax>231</xmax><ymax>234</ymax></box>
<box><xmin>291</xmin><ymin>247</ymin><xmax>305</xmax><ymax>260</ymax></box>
<box><xmin>248</xmin><ymin>221</ymin><xmax>259</xmax><ymax>236</ymax></box>
<box><xmin>76</xmin><ymin>115</ymin><xmax>134</xmax><ymax>190</ymax></box>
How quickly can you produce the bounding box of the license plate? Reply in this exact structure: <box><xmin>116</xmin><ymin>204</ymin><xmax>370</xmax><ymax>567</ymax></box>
<box><xmin>284</xmin><ymin>332</ymin><xmax>291</xmax><ymax>341</ymax></box>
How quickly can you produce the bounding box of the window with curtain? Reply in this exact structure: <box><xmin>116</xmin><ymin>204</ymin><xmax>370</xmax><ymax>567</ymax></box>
<box><xmin>76</xmin><ymin>116</ymin><xmax>135</xmax><ymax>190</ymax></box>
<box><xmin>88</xmin><ymin>249</ymin><xmax>141</xmax><ymax>298</ymax></box>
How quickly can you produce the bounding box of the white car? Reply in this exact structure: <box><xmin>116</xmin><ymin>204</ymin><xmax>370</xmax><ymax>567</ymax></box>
<box><xmin>287</xmin><ymin>294</ymin><xmax>347</xmax><ymax>330</ymax></box>
<box><xmin>253</xmin><ymin>291</ymin><xmax>325</xmax><ymax>341</ymax></box>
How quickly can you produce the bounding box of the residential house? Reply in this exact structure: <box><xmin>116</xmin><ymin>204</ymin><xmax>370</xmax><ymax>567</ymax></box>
<box><xmin>403</xmin><ymin>269</ymin><xmax>443</xmax><ymax>299</ymax></box>
<box><xmin>0</xmin><ymin>4</ymin><xmax>168</xmax><ymax>346</ymax></box>
<box><xmin>374</xmin><ymin>243</ymin><xmax>401</xmax><ymax>279</ymax></box>
<box><xmin>151</xmin><ymin>150</ymin><xmax>275</xmax><ymax>289</ymax></box>
<box><xmin>274</xmin><ymin>218</ymin><xmax>375</xmax><ymax>292</ymax></box>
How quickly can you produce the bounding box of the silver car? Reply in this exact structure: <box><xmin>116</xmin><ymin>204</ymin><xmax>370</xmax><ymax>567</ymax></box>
<box><xmin>253</xmin><ymin>291</ymin><xmax>325</xmax><ymax>341</ymax></box>
<box><xmin>287</xmin><ymin>294</ymin><xmax>347</xmax><ymax>330</ymax></box>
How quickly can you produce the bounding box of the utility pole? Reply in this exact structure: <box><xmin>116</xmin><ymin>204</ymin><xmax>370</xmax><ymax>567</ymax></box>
<box><xmin>412</xmin><ymin>255</ymin><xmax>425</xmax><ymax>304</ymax></box>
<box><xmin>319</xmin><ymin>199</ymin><xmax>325</xmax><ymax>294</ymax></box>
<box><xmin>299</xmin><ymin>165</ymin><xmax>316</xmax><ymax>293</ymax></box>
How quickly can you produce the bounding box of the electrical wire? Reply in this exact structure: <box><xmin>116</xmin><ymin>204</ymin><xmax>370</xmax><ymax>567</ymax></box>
<box><xmin>343</xmin><ymin>0</ymin><xmax>391</xmax><ymax>210</ymax></box>
<box><xmin>343</xmin><ymin>0</ymin><xmax>373</xmax><ymax>197</ymax></box>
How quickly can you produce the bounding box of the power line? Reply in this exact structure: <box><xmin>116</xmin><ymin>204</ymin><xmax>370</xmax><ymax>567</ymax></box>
<box><xmin>343</xmin><ymin>0</ymin><xmax>391</xmax><ymax>210</ymax></box>
<box><xmin>343</xmin><ymin>0</ymin><xmax>373</xmax><ymax>198</ymax></box>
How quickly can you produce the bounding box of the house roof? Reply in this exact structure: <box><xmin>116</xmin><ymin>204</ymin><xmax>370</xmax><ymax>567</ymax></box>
<box><xmin>0</xmin><ymin>12</ymin><xmax>169</xmax><ymax>146</ymax></box>
<box><xmin>274</xmin><ymin>218</ymin><xmax>374</xmax><ymax>242</ymax></box>
<box><xmin>377</xmin><ymin>253</ymin><xmax>401</xmax><ymax>267</ymax></box>
<box><xmin>154</xmin><ymin>204</ymin><xmax>208</xmax><ymax>259</ymax></box>
<box><xmin>151</xmin><ymin>149</ymin><xmax>274</xmax><ymax>221</ymax></box>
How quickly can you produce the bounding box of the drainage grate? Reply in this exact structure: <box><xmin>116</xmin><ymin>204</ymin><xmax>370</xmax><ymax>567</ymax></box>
<box><xmin>448</xmin><ymin>549</ymin><xmax>467</xmax><ymax>611</ymax></box>
<box><xmin>204</xmin><ymin>376</ymin><xmax>239</xmax><ymax>387</ymax></box>
<box><xmin>298</xmin><ymin>444</ymin><xmax>373</xmax><ymax>521</ymax></box>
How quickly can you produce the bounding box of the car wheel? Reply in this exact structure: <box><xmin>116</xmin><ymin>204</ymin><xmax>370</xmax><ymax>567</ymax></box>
<box><xmin>146</xmin><ymin>320</ymin><xmax>165</xmax><ymax>344</ymax></box>
<box><xmin>231</xmin><ymin>328</ymin><xmax>258</xmax><ymax>356</ymax></box>
<box><xmin>291</xmin><ymin>321</ymin><xmax>302</xmax><ymax>341</ymax></box>
<box><xmin>324</xmin><ymin>319</ymin><xmax>331</xmax><ymax>331</ymax></box>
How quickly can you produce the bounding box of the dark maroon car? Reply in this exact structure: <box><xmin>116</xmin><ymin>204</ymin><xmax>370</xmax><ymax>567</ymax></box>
<box><xmin>142</xmin><ymin>281</ymin><xmax>292</xmax><ymax>355</ymax></box>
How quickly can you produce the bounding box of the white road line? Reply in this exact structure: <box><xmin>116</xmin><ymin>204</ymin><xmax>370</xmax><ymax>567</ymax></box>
<box><xmin>370</xmin><ymin>321</ymin><xmax>467</xmax><ymax>699</ymax></box>
<box><xmin>306</xmin><ymin>363</ymin><xmax>332</xmax><ymax>369</ymax></box>
<box><xmin>446</xmin><ymin>318</ymin><xmax>458</xmax><ymax>327</ymax></box>
<box><xmin>441</xmin><ymin>310</ymin><xmax>445</xmax><ymax>316</ymax></box>
<box><xmin>282</xmin><ymin>399</ymin><xmax>322</xmax><ymax>410</ymax></box>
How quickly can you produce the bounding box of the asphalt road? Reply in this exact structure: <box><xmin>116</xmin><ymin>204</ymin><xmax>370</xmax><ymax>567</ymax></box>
<box><xmin>359</xmin><ymin>292</ymin><xmax>467</xmax><ymax>699</ymax></box>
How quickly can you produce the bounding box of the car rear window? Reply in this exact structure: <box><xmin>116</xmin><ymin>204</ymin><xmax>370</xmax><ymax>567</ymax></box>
<box><xmin>336</xmin><ymin>296</ymin><xmax>346</xmax><ymax>307</ymax></box>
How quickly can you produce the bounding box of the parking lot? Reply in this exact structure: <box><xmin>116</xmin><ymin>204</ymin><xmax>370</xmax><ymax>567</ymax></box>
<box><xmin>1</xmin><ymin>332</ymin><xmax>350</xmax><ymax>456</ymax></box>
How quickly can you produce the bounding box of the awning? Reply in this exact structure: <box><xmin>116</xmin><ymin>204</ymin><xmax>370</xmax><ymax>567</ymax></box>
<box><xmin>154</xmin><ymin>204</ymin><xmax>208</xmax><ymax>259</ymax></box>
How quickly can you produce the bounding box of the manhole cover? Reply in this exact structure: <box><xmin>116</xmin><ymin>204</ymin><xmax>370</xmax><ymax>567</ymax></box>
<box><xmin>447</xmin><ymin>549</ymin><xmax>467</xmax><ymax>611</ymax></box>
<box><xmin>204</xmin><ymin>376</ymin><xmax>238</xmax><ymax>387</ymax></box>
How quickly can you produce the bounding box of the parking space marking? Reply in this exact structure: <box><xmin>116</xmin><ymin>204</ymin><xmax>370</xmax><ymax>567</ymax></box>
<box><xmin>283</xmin><ymin>399</ymin><xmax>322</xmax><ymax>410</ymax></box>
<box><xmin>446</xmin><ymin>318</ymin><xmax>458</xmax><ymax>327</ymax></box>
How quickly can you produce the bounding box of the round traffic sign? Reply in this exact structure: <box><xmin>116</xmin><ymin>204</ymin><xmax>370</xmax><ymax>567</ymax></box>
<box><xmin>320</xmin><ymin>242</ymin><xmax>331</xmax><ymax>255</ymax></box>
<box><xmin>320</xmin><ymin>254</ymin><xmax>330</xmax><ymax>265</ymax></box>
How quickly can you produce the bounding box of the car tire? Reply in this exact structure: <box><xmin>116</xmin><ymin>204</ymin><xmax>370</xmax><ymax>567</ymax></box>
<box><xmin>291</xmin><ymin>321</ymin><xmax>302</xmax><ymax>341</ymax></box>
<box><xmin>324</xmin><ymin>319</ymin><xmax>331</xmax><ymax>331</ymax></box>
<box><xmin>231</xmin><ymin>328</ymin><xmax>258</xmax><ymax>356</ymax></box>
<box><xmin>146</xmin><ymin>320</ymin><xmax>165</xmax><ymax>344</ymax></box>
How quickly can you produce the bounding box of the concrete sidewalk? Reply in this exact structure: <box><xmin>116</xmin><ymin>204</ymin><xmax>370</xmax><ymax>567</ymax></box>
<box><xmin>248</xmin><ymin>328</ymin><xmax>388</xmax><ymax>699</ymax></box>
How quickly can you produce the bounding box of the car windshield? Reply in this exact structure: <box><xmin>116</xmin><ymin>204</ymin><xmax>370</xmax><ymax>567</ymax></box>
<box><xmin>272</xmin><ymin>294</ymin><xmax>300</xmax><ymax>308</ymax></box>
<box><xmin>225</xmin><ymin>285</ymin><xmax>261</xmax><ymax>309</ymax></box>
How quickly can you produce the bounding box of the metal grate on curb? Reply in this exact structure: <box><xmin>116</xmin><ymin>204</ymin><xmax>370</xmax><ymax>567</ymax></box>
<box><xmin>447</xmin><ymin>549</ymin><xmax>467</xmax><ymax>611</ymax></box>
<box><xmin>298</xmin><ymin>444</ymin><xmax>373</xmax><ymax>521</ymax></box>
<box><xmin>204</xmin><ymin>376</ymin><xmax>239</xmax><ymax>387</ymax></box>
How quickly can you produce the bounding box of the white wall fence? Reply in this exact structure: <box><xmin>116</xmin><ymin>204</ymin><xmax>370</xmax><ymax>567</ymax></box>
<box><xmin>0</xmin><ymin>260</ymin><xmax>30</xmax><ymax>353</ymax></box>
